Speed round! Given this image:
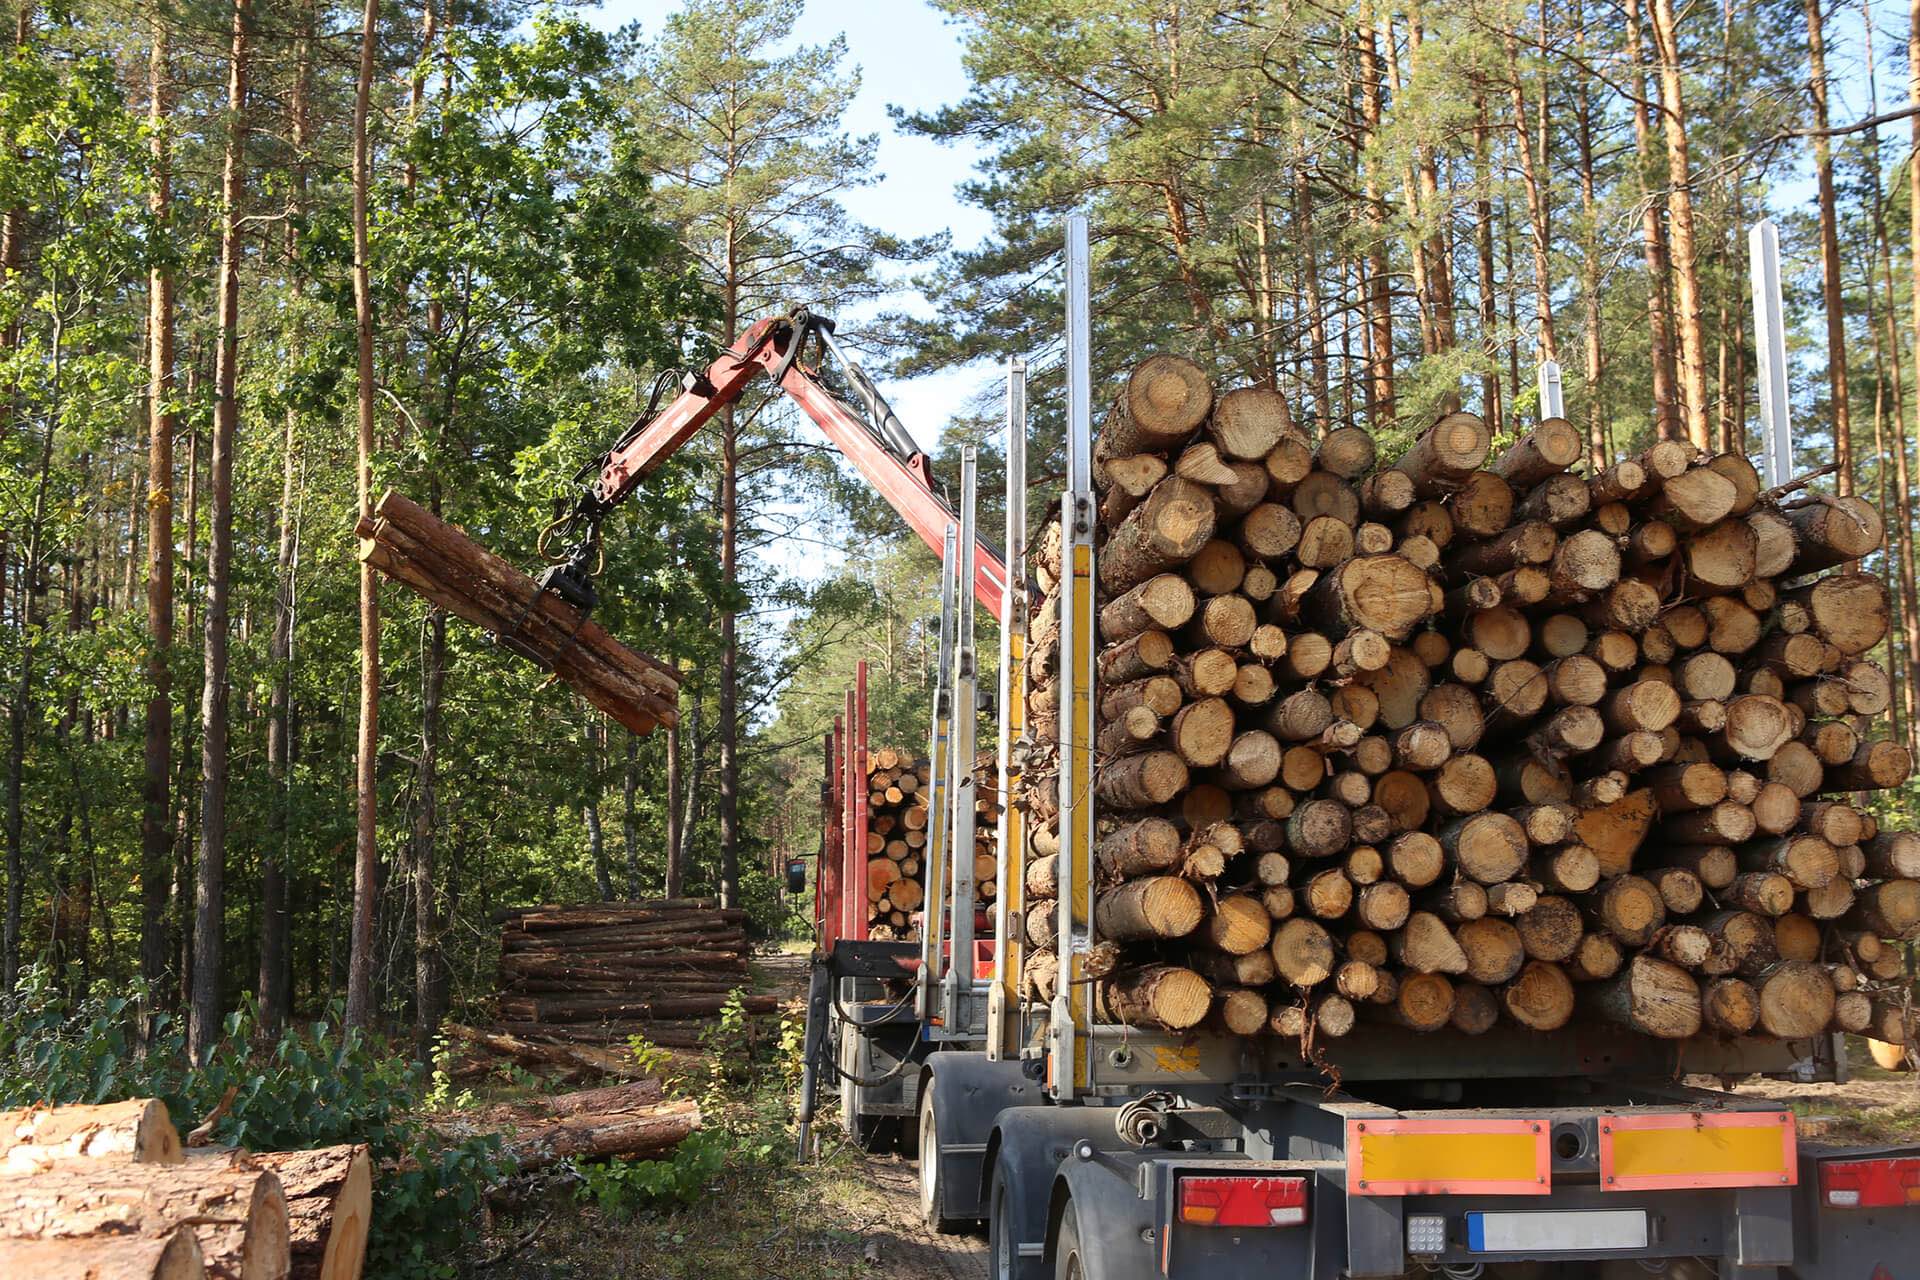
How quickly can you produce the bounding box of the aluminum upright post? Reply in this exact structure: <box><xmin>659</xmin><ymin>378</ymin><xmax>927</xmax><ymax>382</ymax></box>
<box><xmin>943</xmin><ymin>449</ymin><xmax>981</xmax><ymax>1031</ymax></box>
<box><xmin>1051</xmin><ymin>213</ymin><xmax>1097</xmax><ymax>1100</ymax></box>
<box><xmin>1751</xmin><ymin>220</ymin><xmax>1793</xmax><ymax>486</ymax></box>
<box><xmin>989</xmin><ymin>357</ymin><xmax>1029</xmax><ymax>1061</ymax></box>
<box><xmin>919</xmin><ymin>525</ymin><xmax>959</xmax><ymax>1022</ymax></box>
<box><xmin>1537</xmin><ymin>360</ymin><xmax>1565</xmax><ymax>421</ymax></box>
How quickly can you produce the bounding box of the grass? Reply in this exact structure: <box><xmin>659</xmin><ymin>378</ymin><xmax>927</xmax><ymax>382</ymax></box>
<box><xmin>468</xmin><ymin>957</ymin><xmax>962</xmax><ymax>1280</ymax></box>
<box><xmin>477</xmin><ymin>1090</ymin><xmax>925</xmax><ymax>1280</ymax></box>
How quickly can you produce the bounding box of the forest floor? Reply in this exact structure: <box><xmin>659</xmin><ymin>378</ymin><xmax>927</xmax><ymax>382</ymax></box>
<box><xmin>475</xmin><ymin>949</ymin><xmax>988</xmax><ymax>1280</ymax></box>
<box><xmin>1725</xmin><ymin>1049</ymin><xmax>1920</xmax><ymax>1145</ymax></box>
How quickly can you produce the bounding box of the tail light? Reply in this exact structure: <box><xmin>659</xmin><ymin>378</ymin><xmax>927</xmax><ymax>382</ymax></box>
<box><xmin>1819</xmin><ymin>1156</ymin><xmax>1920</xmax><ymax>1208</ymax></box>
<box><xmin>1176</xmin><ymin>1174</ymin><xmax>1309</xmax><ymax>1227</ymax></box>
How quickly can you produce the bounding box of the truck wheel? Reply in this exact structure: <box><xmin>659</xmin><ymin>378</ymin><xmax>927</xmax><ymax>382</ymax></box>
<box><xmin>1053</xmin><ymin>1199</ymin><xmax>1086</xmax><ymax>1280</ymax></box>
<box><xmin>988</xmin><ymin>1163</ymin><xmax>1021</xmax><ymax>1280</ymax></box>
<box><xmin>917</xmin><ymin>1089</ymin><xmax>966</xmax><ymax>1232</ymax></box>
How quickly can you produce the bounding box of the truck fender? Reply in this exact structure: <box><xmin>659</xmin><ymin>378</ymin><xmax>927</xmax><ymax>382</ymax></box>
<box><xmin>1049</xmin><ymin>1149</ymin><xmax>1159</xmax><ymax>1280</ymax></box>
<box><xmin>985</xmin><ymin>1106</ymin><xmax>1130</xmax><ymax>1280</ymax></box>
<box><xmin>919</xmin><ymin>1052</ymin><xmax>1037</xmax><ymax>1222</ymax></box>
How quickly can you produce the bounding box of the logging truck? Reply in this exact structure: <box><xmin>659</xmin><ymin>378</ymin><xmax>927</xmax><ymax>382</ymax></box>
<box><xmin>810</xmin><ymin>216</ymin><xmax>1920</xmax><ymax>1280</ymax></box>
<box><xmin>364</xmin><ymin>219</ymin><xmax>1920</xmax><ymax>1276</ymax></box>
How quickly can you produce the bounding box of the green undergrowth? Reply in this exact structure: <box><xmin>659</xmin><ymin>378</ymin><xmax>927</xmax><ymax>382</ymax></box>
<box><xmin>0</xmin><ymin>967</ymin><xmax>507</xmax><ymax>1280</ymax></box>
<box><xmin>483</xmin><ymin>994</ymin><xmax>919</xmax><ymax>1280</ymax></box>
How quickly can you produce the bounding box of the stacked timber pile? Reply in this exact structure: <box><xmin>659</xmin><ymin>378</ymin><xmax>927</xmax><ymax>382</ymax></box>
<box><xmin>1019</xmin><ymin>353</ymin><xmax>1920</xmax><ymax>1052</ymax></box>
<box><xmin>0</xmin><ymin>1098</ymin><xmax>370</xmax><ymax>1280</ymax></box>
<box><xmin>495</xmin><ymin>898</ymin><xmax>775</xmax><ymax>1049</ymax></box>
<box><xmin>866</xmin><ymin>750</ymin><xmax>929</xmax><ymax>938</ymax></box>
<box><xmin>356</xmin><ymin>490</ymin><xmax>681</xmax><ymax>735</ymax></box>
<box><xmin>866</xmin><ymin>750</ymin><xmax>1002</xmax><ymax>940</ymax></box>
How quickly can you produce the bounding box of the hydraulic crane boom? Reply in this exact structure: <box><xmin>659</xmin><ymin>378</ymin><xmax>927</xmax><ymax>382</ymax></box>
<box><xmin>539</xmin><ymin>308</ymin><xmax>1009</xmax><ymax>618</ymax></box>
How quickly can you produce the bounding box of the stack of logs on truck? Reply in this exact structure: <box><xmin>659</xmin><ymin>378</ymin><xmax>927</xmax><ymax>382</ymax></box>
<box><xmin>866</xmin><ymin>749</ymin><xmax>1001</xmax><ymax>940</ymax></box>
<box><xmin>1019</xmin><ymin>354</ymin><xmax>1919</xmax><ymax>1048</ymax></box>
<box><xmin>496</xmin><ymin>899</ymin><xmax>776</xmax><ymax>1049</ymax></box>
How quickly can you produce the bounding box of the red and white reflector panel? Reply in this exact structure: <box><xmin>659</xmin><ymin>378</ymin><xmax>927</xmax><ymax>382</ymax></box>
<box><xmin>1819</xmin><ymin>1156</ymin><xmax>1920</xmax><ymax>1209</ymax></box>
<box><xmin>1176</xmin><ymin>1175</ymin><xmax>1309</xmax><ymax>1228</ymax></box>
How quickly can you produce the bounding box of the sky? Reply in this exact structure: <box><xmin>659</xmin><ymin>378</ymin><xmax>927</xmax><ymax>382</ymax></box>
<box><xmin>589</xmin><ymin>0</ymin><xmax>1001</xmax><ymax>450</ymax></box>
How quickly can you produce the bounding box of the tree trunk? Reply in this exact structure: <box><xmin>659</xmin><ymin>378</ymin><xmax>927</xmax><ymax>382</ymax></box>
<box><xmin>670</xmin><ymin>694</ymin><xmax>699</xmax><ymax>898</ymax></box>
<box><xmin>1906</xmin><ymin>0</ymin><xmax>1920</xmax><ymax>751</ymax></box>
<box><xmin>1805</xmin><ymin>0</ymin><xmax>1852</xmax><ymax>497</ymax></box>
<box><xmin>1574</xmin><ymin>0</ymin><xmax>1607</xmax><ymax>463</ymax></box>
<box><xmin>1624</xmin><ymin>0</ymin><xmax>1682</xmax><ymax>445</ymax></box>
<box><xmin>412</xmin><ymin>601</ymin><xmax>446</xmax><ymax>1059</ymax></box>
<box><xmin>140</xmin><ymin>0</ymin><xmax>176</xmax><ymax>1019</ymax></box>
<box><xmin>1291</xmin><ymin>127</ymin><xmax>1330</xmax><ymax>420</ymax></box>
<box><xmin>1506</xmin><ymin>32</ymin><xmax>1558</xmax><ymax>365</ymax></box>
<box><xmin>1473</xmin><ymin>95</ymin><xmax>1502</xmax><ymax>435</ymax></box>
<box><xmin>622</xmin><ymin>732</ymin><xmax>639</xmax><ymax>898</ymax></box>
<box><xmin>190</xmin><ymin>0</ymin><xmax>249</xmax><ymax>1064</ymax></box>
<box><xmin>1647</xmin><ymin>0</ymin><xmax>1712</xmax><ymax>448</ymax></box>
<box><xmin>585</xmin><ymin>719</ymin><xmax>610</xmax><ymax>901</ymax></box>
<box><xmin>345</xmin><ymin>0</ymin><xmax>380</xmax><ymax>1034</ymax></box>
<box><xmin>1405</xmin><ymin>2</ymin><xmax>1454</xmax><ymax>351</ymax></box>
<box><xmin>1358</xmin><ymin>4</ymin><xmax>1394</xmax><ymax>422</ymax></box>
<box><xmin>718</xmin><ymin>274</ymin><xmax>740</xmax><ymax>908</ymax></box>
<box><xmin>260</xmin><ymin>0</ymin><xmax>311</xmax><ymax>1036</ymax></box>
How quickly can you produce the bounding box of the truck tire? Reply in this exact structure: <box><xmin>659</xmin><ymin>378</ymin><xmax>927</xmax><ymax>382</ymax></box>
<box><xmin>1053</xmin><ymin>1199</ymin><xmax>1086</xmax><ymax>1280</ymax></box>
<box><xmin>988</xmin><ymin>1163</ymin><xmax>1027</xmax><ymax>1280</ymax></box>
<box><xmin>918</xmin><ymin>1089</ymin><xmax>967</xmax><ymax>1233</ymax></box>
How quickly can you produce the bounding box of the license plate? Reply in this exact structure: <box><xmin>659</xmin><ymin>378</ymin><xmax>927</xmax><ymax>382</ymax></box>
<box><xmin>1466</xmin><ymin>1209</ymin><xmax>1650</xmax><ymax>1253</ymax></box>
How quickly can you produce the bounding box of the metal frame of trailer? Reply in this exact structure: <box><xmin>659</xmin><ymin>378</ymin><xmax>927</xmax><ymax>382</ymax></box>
<box><xmin>800</xmin><ymin>451</ymin><xmax>1013</xmax><ymax>1160</ymax></box>
<box><xmin>907</xmin><ymin>212</ymin><xmax>1920</xmax><ymax>1279</ymax></box>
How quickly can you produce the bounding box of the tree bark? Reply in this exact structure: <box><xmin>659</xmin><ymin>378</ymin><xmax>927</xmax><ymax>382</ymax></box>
<box><xmin>1623</xmin><ymin>0</ymin><xmax>1682</xmax><ymax>444</ymax></box>
<box><xmin>1357</xmin><ymin>5</ymin><xmax>1395</xmax><ymax>422</ymax></box>
<box><xmin>718</xmin><ymin>273</ymin><xmax>740</xmax><ymax>908</ymax></box>
<box><xmin>1805</xmin><ymin>0</ymin><xmax>1853</xmax><ymax>496</ymax></box>
<box><xmin>345</xmin><ymin>0</ymin><xmax>380</xmax><ymax>1034</ymax></box>
<box><xmin>139</xmin><ymin>0</ymin><xmax>176</xmax><ymax>1017</ymax></box>
<box><xmin>1647</xmin><ymin>0</ymin><xmax>1712</xmax><ymax>448</ymax></box>
<box><xmin>260</xmin><ymin>0</ymin><xmax>312</xmax><ymax>1035</ymax></box>
<box><xmin>1506</xmin><ymin>32</ymin><xmax>1558</xmax><ymax>365</ymax></box>
<box><xmin>622</xmin><ymin>732</ymin><xmax>639</xmax><ymax>898</ymax></box>
<box><xmin>190</xmin><ymin>0</ymin><xmax>249</xmax><ymax>1063</ymax></box>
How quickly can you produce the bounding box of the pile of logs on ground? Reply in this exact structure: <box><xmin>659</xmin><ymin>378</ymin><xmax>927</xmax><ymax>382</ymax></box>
<box><xmin>0</xmin><ymin>1098</ymin><xmax>370</xmax><ymax>1280</ymax></box>
<box><xmin>1019</xmin><ymin>353</ymin><xmax>1920</xmax><ymax>1051</ymax></box>
<box><xmin>496</xmin><ymin>898</ymin><xmax>777</xmax><ymax>1049</ymax></box>
<box><xmin>865</xmin><ymin>749</ymin><xmax>1003</xmax><ymax>941</ymax></box>
<box><xmin>356</xmin><ymin>489</ymin><xmax>681</xmax><ymax>736</ymax></box>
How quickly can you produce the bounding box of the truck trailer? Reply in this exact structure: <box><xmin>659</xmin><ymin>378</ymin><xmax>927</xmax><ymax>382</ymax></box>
<box><xmin>823</xmin><ymin>215</ymin><xmax>1920</xmax><ymax>1280</ymax></box>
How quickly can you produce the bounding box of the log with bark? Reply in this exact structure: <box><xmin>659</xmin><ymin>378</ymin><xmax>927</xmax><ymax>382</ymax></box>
<box><xmin>356</xmin><ymin>490</ymin><xmax>679</xmax><ymax>734</ymax></box>
<box><xmin>432</xmin><ymin>1093</ymin><xmax>701</xmax><ymax>1173</ymax></box>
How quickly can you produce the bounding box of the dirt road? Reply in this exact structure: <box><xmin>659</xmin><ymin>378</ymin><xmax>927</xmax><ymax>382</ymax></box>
<box><xmin>836</xmin><ymin>1147</ymin><xmax>988</xmax><ymax>1280</ymax></box>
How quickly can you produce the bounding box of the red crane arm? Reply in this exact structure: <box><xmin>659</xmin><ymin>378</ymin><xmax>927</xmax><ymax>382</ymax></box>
<box><xmin>588</xmin><ymin>314</ymin><xmax>1009</xmax><ymax>618</ymax></box>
